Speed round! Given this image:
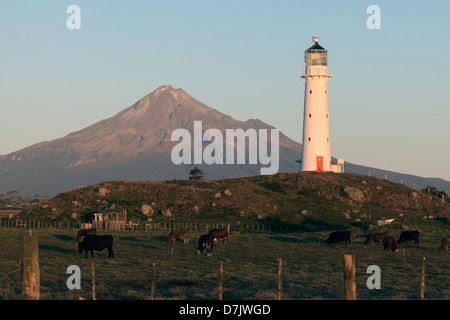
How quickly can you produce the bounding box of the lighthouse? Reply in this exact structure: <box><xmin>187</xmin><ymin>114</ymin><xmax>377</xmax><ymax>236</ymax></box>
<box><xmin>300</xmin><ymin>37</ymin><xmax>333</xmax><ymax>172</ymax></box>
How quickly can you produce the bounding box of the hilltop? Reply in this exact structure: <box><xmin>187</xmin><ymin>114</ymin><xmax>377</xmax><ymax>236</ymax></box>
<box><xmin>19</xmin><ymin>172</ymin><xmax>450</xmax><ymax>230</ymax></box>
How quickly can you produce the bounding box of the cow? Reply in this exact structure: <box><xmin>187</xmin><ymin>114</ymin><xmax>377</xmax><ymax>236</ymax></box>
<box><xmin>326</xmin><ymin>231</ymin><xmax>351</xmax><ymax>244</ymax></box>
<box><xmin>440</xmin><ymin>237</ymin><xmax>450</xmax><ymax>250</ymax></box>
<box><xmin>383</xmin><ymin>236</ymin><xmax>398</xmax><ymax>252</ymax></box>
<box><xmin>78</xmin><ymin>235</ymin><xmax>114</xmax><ymax>258</ymax></box>
<box><xmin>197</xmin><ymin>229</ymin><xmax>229</xmax><ymax>256</ymax></box>
<box><xmin>208</xmin><ymin>228</ymin><xmax>229</xmax><ymax>244</ymax></box>
<box><xmin>167</xmin><ymin>230</ymin><xmax>189</xmax><ymax>244</ymax></box>
<box><xmin>197</xmin><ymin>233</ymin><xmax>213</xmax><ymax>256</ymax></box>
<box><xmin>364</xmin><ymin>232</ymin><xmax>387</xmax><ymax>246</ymax></box>
<box><xmin>397</xmin><ymin>231</ymin><xmax>420</xmax><ymax>244</ymax></box>
<box><xmin>76</xmin><ymin>228</ymin><xmax>97</xmax><ymax>242</ymax></box>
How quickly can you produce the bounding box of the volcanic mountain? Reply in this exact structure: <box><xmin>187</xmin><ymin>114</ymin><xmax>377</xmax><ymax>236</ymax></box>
<box><xmin>0</xmin><ymin>85</ymin><xmax>301</xmax><ymax>195</ymax></box>
<box><xmin>1</xmin><ymin>85</ymin><xmax>449</xmax><ymax>195</ymax></box>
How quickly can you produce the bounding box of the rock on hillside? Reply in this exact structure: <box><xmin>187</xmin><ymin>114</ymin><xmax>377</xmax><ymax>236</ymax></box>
<box><xmin>19</xmin><ymin>173</ymin><xmax>450</xmax><ymax>229</ymax></box>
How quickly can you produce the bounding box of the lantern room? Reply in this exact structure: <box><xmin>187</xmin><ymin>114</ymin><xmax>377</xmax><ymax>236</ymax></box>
<box><xmin>305</xmin><ymin>37</ymin><xmax>328</xmax><ymax>67</ymax></box>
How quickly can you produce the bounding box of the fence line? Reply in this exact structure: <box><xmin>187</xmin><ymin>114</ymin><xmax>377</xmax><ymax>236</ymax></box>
<box><xmin>20</xmin><ymin>238</ymin><xmax>431</xmax><ymax>300</ymax></box>
<box><xmin>367</xmin><ymin>171</ymin><xmax>449</xmax><ymax>200</ymax></box>
<box><xmin>0</xmin><ymin>219</ymin><xmax>339</xmax><ymax>233</ymax></box>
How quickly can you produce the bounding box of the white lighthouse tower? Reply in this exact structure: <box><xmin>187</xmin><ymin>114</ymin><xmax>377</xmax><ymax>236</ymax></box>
<box><xmin>300</xmin><ymin>37</ymin><xmax>333</xmax><ymax>172</ymax></box>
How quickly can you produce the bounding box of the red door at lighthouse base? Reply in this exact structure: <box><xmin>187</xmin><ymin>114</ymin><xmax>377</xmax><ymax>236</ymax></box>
<box><xmin>316</xmin><ymin>156</ymin><xmax>324</xmax><ymax>172</ymax></box>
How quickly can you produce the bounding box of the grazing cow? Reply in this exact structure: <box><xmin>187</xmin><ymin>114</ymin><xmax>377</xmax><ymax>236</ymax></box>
<box><xmin>167</xmin><ymin>230</ymin><xmax>189</xmax><ymax>244</ymax></box>
<box><xmin>440</xmin><ymin>237</ymin><xmax>450</xmax><ymax>250</ymax></box>
<box><xmin>383</xmin><ymin>236</ymin><xmax>398</xmax><ymax>252</ymax></box>
<box><xmin>364</xmin><ymin>232</ymin><xmax>387</xmax><ymax>246</ymax></box>
<box><xmin>197</xmin><ymin>229</ymin><xmax>229</xmax><ymax>256</ymax></box>
<box><xmin>78</xmin><ymin>235</ymin><xmax>114</xmax><ymax>258</ymax></box>
<box><xmin>397</xmin><ymin>231</ymin><xmax>420</xmax><ymax>244</ymax></box>
<box><xmin>208</xmin><ymin>228</ymin><xmax>229</xmax><ymax>244</ymax></box>
<box><xmin>326</xmin><ymin>231</ymin><xmax>351</xmax><ymax>244</ymax></box>
<box><xmin>197</xmin><ymin>233</ymin><xmax>213</xmax><ymax>256</ymax></box>
<box><xmin>76</xmin><ymin>228</ymin><xmax>97</xmax><ymax>242</ymax></box>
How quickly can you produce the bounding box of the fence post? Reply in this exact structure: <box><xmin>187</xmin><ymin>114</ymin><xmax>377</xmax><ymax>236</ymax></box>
<box><xmin>277</xmin><ymin>258</ymin><xmax>282</xmax><ymax>300</ymax></box>
<box><xmin>22</xmin><ymin>231</ymin><xmax>40</xmax><ymax>300</ymax></box>
<box><xmin>151</xmin><ymin>263</ymin><xmax>156</xmax><ymax>300</ymax></box>
<box><xmin>91</xmin><ymin>261</ymin><xmax>96</xmax><ymax>300</ymax></box>
<box><xmin>343</xmin><ymin>254</ymin><xmax>356</xmax><ymax>300</ymax></box>
<box><xmin>218</xmin><ymin>261</ymin><xmax>223</xmax><ymax>300</ymax></box>
<box><xmin>420</xmin><ymin>257</ymin><xmax>426</xmax><ymax>299</ymax></box>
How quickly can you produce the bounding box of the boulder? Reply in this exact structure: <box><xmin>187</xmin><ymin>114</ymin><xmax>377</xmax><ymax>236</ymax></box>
<box><xmin>98</xmin><ymin>188</ymin><xmax>109</xmax><ymax>197</ymax></box>
<box><xmin>158</xmin><ymin>209</ymin><xmax>172</xmax><ymax>218</ymax></box>
<box><xmin>342</xmin><ymin>212</ymin><xmax>351</xmax><ymax>219</ymax></box>
<box><xmin>222</xmin><ymin>189</ymin><xmax>232</xmax><ymax>197</ymax></box>
<box><xmin>343</xmin><ymin>187</ymin><xmax>365</xmax><ymax>202</ymax></box>
<box><xmin>141</xmin><ymin>204</ymin><xmax>153</xmax><ymax>215</ymax></box>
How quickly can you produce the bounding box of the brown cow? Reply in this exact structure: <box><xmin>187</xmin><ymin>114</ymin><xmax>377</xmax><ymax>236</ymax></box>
<box><xmin>383</xmin><ymin>236</ymin><xmax>398</xmax><ymax>252</ymax></box>
<box><xmin>209</xmin><ymin>228</ymin><xmax>229</xmax><ymax>244</ymax></box>
<box><xmin>364</xmin><ymin>232</ymin><xmax>387</xmax><ymax>246</ymax></box>
<box><xmin>167</xmin><ymin>230</ymin><xmax>189</xmax><ymax>244</ymax></box>
<box><xmin>76</xmin><ymin>228</ymin><xmax>97</xmax><ymax>242</ymax></box>
<box><xmin>440</xmin><ymin>237</ymin><xmax>450</xmax><ymax>250</ymax></box>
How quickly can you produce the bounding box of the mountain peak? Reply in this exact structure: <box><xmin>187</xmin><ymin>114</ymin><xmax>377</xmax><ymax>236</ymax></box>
<box><xmin>149</xmin><ymin>84</ymin><xmax>190</xmax><ymax>102</ymax></box>
<box><xmin>154</xmin><ymin>84</ymin><xmax>175</xmax><ymax>92</ymax></box>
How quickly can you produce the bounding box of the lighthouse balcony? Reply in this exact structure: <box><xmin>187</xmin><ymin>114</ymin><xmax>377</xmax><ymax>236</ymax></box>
<box><xmin>301</xmin><ymin>67</ymin><xmax>333</xmax><ymax>78</ymax></box>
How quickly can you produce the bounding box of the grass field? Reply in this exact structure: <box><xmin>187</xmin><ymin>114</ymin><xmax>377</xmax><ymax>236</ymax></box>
<box><xmin>0</xmin><ymin>223</ymin><xmax>448</xmax><ymax>300</ymax></box>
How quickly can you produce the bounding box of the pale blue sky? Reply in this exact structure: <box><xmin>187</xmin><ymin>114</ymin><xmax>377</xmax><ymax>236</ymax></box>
<box><xmin>1</xmin><ymin>1</ymin><xmax>449</xmax><ymax>180</ymax></box>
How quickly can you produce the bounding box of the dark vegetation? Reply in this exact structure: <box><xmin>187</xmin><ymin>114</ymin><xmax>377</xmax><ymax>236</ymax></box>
<box><xmin>14</xmin><ymin>172</ymin><xmax>450</xmax><ymax>232</ymax></box>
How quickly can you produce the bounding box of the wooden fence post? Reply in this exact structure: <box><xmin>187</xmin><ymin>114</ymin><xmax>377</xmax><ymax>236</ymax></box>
<box><xmin>420</xmin><ymin>257</ymin><xmax>426</xmax><ymax>299</ymax></box>
<box><xmin>277</xmin><ymin>258</ymin><xmax>282</xmax><ymax>300</ymax></box>
<box><xmin>343</xmin><ymin>254</ymin><xmax>356</xmax><ymax>300</ymax></box>
<box><xmin>218</xmin><ymin>261</ymin><xmax>223</xmax><ymax>300</ymax></box>
<box><xmin>22</xmin><ymin>232</ymin><xmax>40</xmax><ymax>300</ymax></box>
<box><xmin>151</xmin><ymin>263</ymin><xmax>156</xmax><ymax>300</ymax></box>
<box><xmin>91</xmin><ymin>261</ymin><xmax>96</xmax><ymax>300</ymax></box>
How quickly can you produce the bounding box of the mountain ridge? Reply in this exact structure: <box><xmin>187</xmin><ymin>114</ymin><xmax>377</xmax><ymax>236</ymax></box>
<box><xmin>0</xmin><ymin>85</ymin><xmax>449</xmax><ymax>195</ymax></box>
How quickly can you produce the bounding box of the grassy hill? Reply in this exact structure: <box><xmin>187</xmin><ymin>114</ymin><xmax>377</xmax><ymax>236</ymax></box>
<box><xmin>18</xmin><ymin>172</ymin><xmax>450</xmax><ymax>231</ymax></box>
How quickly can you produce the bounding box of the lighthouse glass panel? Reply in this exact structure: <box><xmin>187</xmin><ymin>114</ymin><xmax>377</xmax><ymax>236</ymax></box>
<box><xmin>305</xmin><ymin>50</ymin><xmax>327</xmax><ymax>66</ymax></box>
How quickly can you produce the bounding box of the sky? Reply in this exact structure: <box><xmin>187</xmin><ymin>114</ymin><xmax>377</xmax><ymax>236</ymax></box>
<box><xmin>0</xmin><ymin>0</ymin><xmax>449</xmax><ymax>180</ymax></box>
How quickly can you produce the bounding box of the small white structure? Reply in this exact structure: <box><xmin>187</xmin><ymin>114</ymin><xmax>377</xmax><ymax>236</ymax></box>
<box><xmin>331</xmin><ymin>159</ymin><xmax>345</xmax><ymax>173</ymax></box>
<box><xmin>300</xmin><ymin>37</ymin><xmax>333</xmax><ymax>172</ymax></box>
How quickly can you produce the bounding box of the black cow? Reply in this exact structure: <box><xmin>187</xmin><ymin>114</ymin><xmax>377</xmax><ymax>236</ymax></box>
<box><xmin>78</xmin><ymin>235</ymin><xmax>114</xmax><ymax>258</ymax></box>
<box><xmin>197</xmin><ymin>229</ymin><xmax>229</xmax><ymax>256</ymax></box>
<box><xmin>326</xmin><ymin>231</ymin><xmax>351</xmax><ymax>244</ymax></box>
<box><xmin>397</xmin><ymin>231</ymin><xmax>420</xmax><ymax>244</ymax></box>
<box><xmin>383</xmin><ymin>236</ymin><xmax>398</xmax><ymax>252</ymax></box>
<box><xmin>76</xmin><ymin>228</ymin><xmax>97</xmax><ymax>242</ymax></box>
<box><xmin>364</xmin><ymin>232</ymin><xmax>387</xmax><ymax>246</ymax></box>
<box><xmin>197</xmin><ymin>234</ymin><xmax>213</xmax><ymax>256</ymax></box>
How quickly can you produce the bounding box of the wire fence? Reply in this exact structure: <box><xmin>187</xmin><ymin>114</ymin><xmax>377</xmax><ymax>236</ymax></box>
<box><xmin>367</xmin><ymin>171</ymin><xmax>450</xmax><ymax>203</ymax></box>
<box><xmin>0</xmin><ymin>219</ymin><xmax>339</xmax><ymax>233</ymax></box>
